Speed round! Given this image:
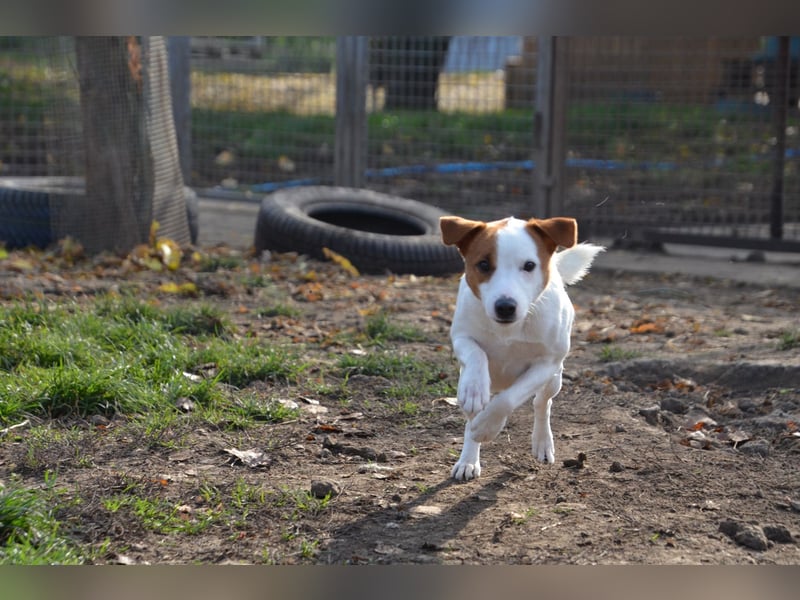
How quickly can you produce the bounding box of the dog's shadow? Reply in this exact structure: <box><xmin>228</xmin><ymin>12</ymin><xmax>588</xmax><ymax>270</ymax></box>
<box><xmin>322</xmin><ymin>471</ymin><xmax>516</xmax><ymax>564</ymax></box>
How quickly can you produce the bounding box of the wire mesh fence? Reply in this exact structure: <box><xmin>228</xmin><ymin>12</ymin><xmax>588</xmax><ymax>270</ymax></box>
<box><xmin>0</xmin><ymin>36</ymin><xmax>798</xmax><ymax>252</ymax></box>
<box><xmin>0</xmin><ymin>36</ymin><xmax>189</xmax><ymax>252</ymax></box>
<box><xmin>562</xmin><ymin>38</ymin><xmax>800</xmax><ymax>249</ymax></box>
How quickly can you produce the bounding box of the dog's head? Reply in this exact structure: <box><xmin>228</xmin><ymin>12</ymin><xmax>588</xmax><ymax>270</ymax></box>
<box><xmin>440</xmin><ymin>215</ymin><xmax>577</xmax><ymax>325</ymax></box>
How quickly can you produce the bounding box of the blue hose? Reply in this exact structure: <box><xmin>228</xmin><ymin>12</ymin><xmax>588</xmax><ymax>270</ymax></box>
<box><xmin>242</xmin><ymin>151</ymin><xmax>797</xmax><ymax>195</ymax></box>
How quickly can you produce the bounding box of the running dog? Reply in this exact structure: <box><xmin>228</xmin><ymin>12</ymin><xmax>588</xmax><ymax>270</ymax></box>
<box><xmin>440</xmin><ymin>215</ymin><xmax>604</xmax><ymax>480</ymax></box>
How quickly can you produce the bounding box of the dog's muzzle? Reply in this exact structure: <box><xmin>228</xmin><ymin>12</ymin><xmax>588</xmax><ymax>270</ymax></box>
<box><xmin>493</xmin><ymin>296</ymin><xmax>517</xmax><ymax>323</ymax></box>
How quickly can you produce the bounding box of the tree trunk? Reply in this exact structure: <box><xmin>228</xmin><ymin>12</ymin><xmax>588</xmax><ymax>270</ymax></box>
<box><xmin>74</xmin><ymin>36</ymin><xmax>152</xmax><ymax>252</ymax></box>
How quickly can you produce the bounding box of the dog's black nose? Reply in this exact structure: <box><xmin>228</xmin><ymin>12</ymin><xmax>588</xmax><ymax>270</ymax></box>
<box><xmin>494</xmin><ymin>297</ymin><xmax>517</xmax><ymax>322</ymax></box>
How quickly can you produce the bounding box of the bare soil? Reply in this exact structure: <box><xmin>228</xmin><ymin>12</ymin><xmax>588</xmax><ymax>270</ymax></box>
<box><xmin>1</xmin><ymin>248</ymin><xmax>799</xmax><ymax>564</ymax></box>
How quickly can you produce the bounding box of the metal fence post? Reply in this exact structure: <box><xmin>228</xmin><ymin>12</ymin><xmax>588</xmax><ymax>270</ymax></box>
<box><xmin>532</xmin><ymin>36</ymin><xmax>568</xmax><ymax>218</ymax></box>
<box><xmin>335</xmin><ymin>36</ymin><xmax>368</xmax><ymax>188</ymax></box>
<box><xmin>167</xmin><ymin>36</ymin><xmax>192</xmax><ymax>185</ymax></box>
<box><xmin>770</xmin><ymin>36</ymin><xmax>790</xmax><ymax>240</ymax></box>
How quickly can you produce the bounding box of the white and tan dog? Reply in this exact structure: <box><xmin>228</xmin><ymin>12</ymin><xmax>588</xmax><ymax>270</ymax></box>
<box><xmin>440</xmin><ymin>215</ymin><xmax>604</xmax><ymax>481</ymax></box>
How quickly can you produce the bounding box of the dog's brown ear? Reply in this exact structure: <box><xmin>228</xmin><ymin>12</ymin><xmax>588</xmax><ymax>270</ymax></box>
<box><xmin>440</xmin><ymin>216</ymin><xmax>486</xmax><ymax>256</ymax></box>
<box><xmin>527</xmin><ymin>217</ymin><xmax>577</xmax><ymax>253</ymax></box>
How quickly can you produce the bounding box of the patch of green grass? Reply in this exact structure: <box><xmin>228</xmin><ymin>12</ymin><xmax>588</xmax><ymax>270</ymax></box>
<box><xmin>337</xmin><ymin>352</ymin><xmax>431</xmax><ymax>380</ymax></box>
<box><xmin>191</xmin><ymin>338</ymin><xmax>305</xmax><ymax>388</ymax></box>
<box><xmin>18</xmin><ymin>426</ymin><xmax>93</xmax><ymax>473</ymax></box>
<box><xmin>778</xmin><ymin>330</ymin><xmax>800</xmax><ymax>351</ymax></box>
<box><xmin>162</xmin><ymin>304</ymin><xmax>228</xmax><ymax>336</ymax></box>
<box><xmin>196</xmin><ymin>254</ymin><xmax>246</xmax><ymax>272</ymax></box>
<box><xmin>0</xmin><ymin>480</ymin><xmax>85</xmax><ymax>564</ymax></box>
<box><xmin>336</xmin><ymin>351</ymin><xmax>454</xmax><ymax>406</ymax></box>
<box><xmin>194</xmin><ymin>392</ymin><xmax>301</xmax><ymax>431</ymax></box>
<box><xmin>364</xmin><ymin>311</ymin><xmax>427</xmax><ymax>344</ymax></box>
<box><xmin>257</xmin><ymin>303</ymin><xmax>302</xmax><ymax>319</ymax></box>
<box><xmin>274</xmin><ymin>487</ymin><xmax>331</xmax><ymax>520</ymax></box>
<box><xmin>598</xmin><ymin>345</ymin><xmax>641</xmax><ymax>363</ymax></box>
<box><xmin>104</xmin><ymin>493</ymin><xmax>219</xmax><ymax>536</ymax></box>
<box><xmin>0</xmin><ymin>296</ymin><xmax>300</xmax><ymax>426</ymax></box>
<box><xmin>396</xmin><ymin>400</ymin><xmax>420</xmax><ymax>417</ymax></box>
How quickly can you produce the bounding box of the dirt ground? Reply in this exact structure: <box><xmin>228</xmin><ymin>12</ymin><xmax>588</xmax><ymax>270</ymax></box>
<box><xmin>1</xmin><ymin>245</ymin><xmax>799</xmax><ymax>564</ymax></box>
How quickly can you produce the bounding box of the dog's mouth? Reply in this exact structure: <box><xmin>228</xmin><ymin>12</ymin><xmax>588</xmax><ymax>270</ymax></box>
<box><xmin>493</xmin><ymin>315</ymin><xmax>518</xmax><ymax>325</ymax></box>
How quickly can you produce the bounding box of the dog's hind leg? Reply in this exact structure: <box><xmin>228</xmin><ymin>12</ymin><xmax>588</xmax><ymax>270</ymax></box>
<box><xmin>451</xmin><ymin>421</ymin><xmax>482</xmax><ymax>480</ymax></box>
<box><xmin>531</xmin><ymin>370</ymin><xmax>562</xmax><ymax>463</ymax></box>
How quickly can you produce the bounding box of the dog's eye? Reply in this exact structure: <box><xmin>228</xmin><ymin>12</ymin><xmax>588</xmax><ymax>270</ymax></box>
<box><xmin>477</xmin><ymin>259</ymin><xmax>492</xmax><ymax>273</ymax></box>
<box><xmin>523</xmin><ymin>261</ymin><xmax>536</xmax><ymax>272</ymax></box>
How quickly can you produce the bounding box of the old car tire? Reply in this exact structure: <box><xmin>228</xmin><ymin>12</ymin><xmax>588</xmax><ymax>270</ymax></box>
<box><xmin>254</xmin><ymin>186</ymin><xmax>462</xmax><ymax>275</ymax></box>
<box><xmin>0</xmin><ymin>177</ymin><xmax>199</xmax><ymax>249</ymax></box>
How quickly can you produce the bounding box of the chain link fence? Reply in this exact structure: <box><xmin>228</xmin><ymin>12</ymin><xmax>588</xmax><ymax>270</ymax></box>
<box><xmin>1</xmin><ymin>36</ymin><xmax>798</xmax><ymax>251</ymax></box>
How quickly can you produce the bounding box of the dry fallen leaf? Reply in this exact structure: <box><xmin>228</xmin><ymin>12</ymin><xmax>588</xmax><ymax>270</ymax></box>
<box><xmin>323</xmin><ymin>247</ymin><xmax>360</xmax><ymax>277</ymax></box>
<box><xmin>223</xmin><ymin>447</ymin><xmax>268</xmax><ymax>468</ymax></box>
<box><xmin>630</xmin><ymin>320</ymin><xmax>666</xmax><ymax>334</ymax></box>
<box><xmin>156</xmin><ymin>238</ymin><xmax>183</xmax><ymax>271</ymax></box>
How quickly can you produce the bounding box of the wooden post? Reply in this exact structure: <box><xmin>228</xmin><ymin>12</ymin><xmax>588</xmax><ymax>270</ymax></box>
<box><xmin>532</xmin><ymin>36</ymin><xmax>568</xmax><ymax>218</ymax></box>
<box><xmin>335</xmin><ymin>36</ymin><xmax>368</xmax><ymax>188</ymax></box>
<box><xmin>167</xmin><ymin>36</ymin><xmax>192</xmax><ymax>184</ymax></box>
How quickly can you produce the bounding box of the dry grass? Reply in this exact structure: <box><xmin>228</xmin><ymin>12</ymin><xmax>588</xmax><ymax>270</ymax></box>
<box><xmin>190</xmin><ymin>71</ymin><xmax>508</xmax><ymax>115</ymax></box>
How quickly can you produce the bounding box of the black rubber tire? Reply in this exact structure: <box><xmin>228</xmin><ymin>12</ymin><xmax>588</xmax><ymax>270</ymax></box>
<box><xmin>0</xmin><ymin>177</ymin><xmax>199</xmax><ymax>249</ymax></box>
<box><xmin>254</xmin><ymin>186</ymin><xmax>462</xmax><ymax>275</ymax></box>
<box><xmin>0</xmin><ymin>177</ymin><xmax>79</xmax><ymax>249</ymax></box>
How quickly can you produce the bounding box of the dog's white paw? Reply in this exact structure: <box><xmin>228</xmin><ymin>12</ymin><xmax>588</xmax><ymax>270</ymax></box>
<box><xmin>458</xmin><ymin>368</ymin><xmax>490</xmax><ymax>416</ymax></box>
<box><xmin>469</xmin><ymin>405</ymin><xmax>507</xmax><ymax>443</ymax></box>
<box><xmin>532</xmin><ymin>428</ymin><xmax>555</xmax><ymax>463</ymax></box>
<box><xmin>451</xmin><ymin>459</ymin><xmax>481</xmax><ymax>481</ymax></box>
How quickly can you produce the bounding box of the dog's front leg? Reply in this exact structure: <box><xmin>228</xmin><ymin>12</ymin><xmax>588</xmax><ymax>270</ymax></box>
<box><xmin>452</xmin><ymin>336</ymin><xmax>491</xmax><ymax>418</ymax></box>
<box><xmin>470</xmin><ymin>361</ymin><xmax>563</xmax><ymax>464</ymax></box>
<box><xmin>450</xmin><ymin>336</ymin><xmax>490</xmax><ymax>481</ymax></box>
<box><xmin>451</xmin><ymin>421</ymin><xmax>482</xmax><ymax>481</ymax></box>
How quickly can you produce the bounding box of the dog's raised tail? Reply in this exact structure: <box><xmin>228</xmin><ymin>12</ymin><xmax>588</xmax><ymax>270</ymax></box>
<box><xmin>552</xmin><ymin>243</ymin><xmax>605</xmax><ymax>285</ymax></box>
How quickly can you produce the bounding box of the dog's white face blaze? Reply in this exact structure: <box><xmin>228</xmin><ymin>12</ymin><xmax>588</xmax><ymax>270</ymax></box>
<box><xmin>442</xmin><ymin>216</ymin><xmax>556</xmax><ymax>325</ymax></box>
<box><xmin>476</xmin><ymin>219</ymin><xmax>549</xmax><ymax>325</ymax></box>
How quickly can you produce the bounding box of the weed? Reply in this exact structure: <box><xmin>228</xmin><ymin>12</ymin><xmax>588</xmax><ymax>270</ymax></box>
<box><xmin>510</xmin><ymin>507</ymin><xmax>537</xmax><ymax>525</ymax></box>
<box><xmin>397</xmin><ymin>400</ymin><xmax>421</xmax><ymax>417</ymax></box>
<box><xmin>598</xmin><ymin>345</ymin><xmax>640</xmax><ymax>363</ymax></box>
<box><xmin>299</xmin><ymin>539</ymin><xmax>319</xmax><ymax>559</ymax></box>
<box><xmin>778</xmin><ymin>330</ymin><xmax>799</xmax><ymax>351</ymax></box>
<box><xmin>257</xmin><ymin>303</ymin><xmax>301</xmax><ymax>319</ymax></box>
<box><xmin>231</xmin><ymin>478</ymin><xmax>267</xmax><ymax>510</ymax></box>
<box><xmin>364</xmin><ymin>311</ymin><xmax>426</xmax><ymax>344</ymax></box>
<box><xmin>275</xmin><ymin>488</ymin><xmax>331</xmax><ymax>520</ymax></box>
<box><xmin>197</xmin><ymin>254</ymin><xmax>245</xmax><ymax>272</ymax></box>
<box><xmin>103</xmin><ymin>493</ymin><xmax>219</xmax><ymax>535</ymax></box>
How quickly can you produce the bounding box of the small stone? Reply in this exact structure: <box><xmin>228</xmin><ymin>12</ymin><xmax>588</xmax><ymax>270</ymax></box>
<box><xmin>639</xmin><ymin>405</ymin><xmax>661</xmax><ymax>426</ymax></box>
<box><xmin>738</xmin><ymin>439</ymin><xmax>770</xmax><ymax>458</ymax></box>
<box><xmin>614</xmin><ymin>424</ymin><xmax>626</xmax><ymax>433</ymax></box>
<box><xmin>90</xmin><ymin>414</ymin><xmax>111</xmax><ymax>426</ymax></box>
<box><xmin>762</xmin><ymin>525</ymin><xmax>794</xmax><ymax>544</ymax></box>
<box><xmin>719</xmin><ymin>519</ymin><xmax>742</xmax><ymax>537</ymax></box>
<box><xmin>310</xmin><ymin>479</ymin><xmax>341</xmax><ymax>499</ymax></box>
<box><xmin>609</xmin><ymin>461</ymin><xmax>625</xmax><ymax>473</ymax></box>
<box><xmin>659</xmin><ymin>397</ymin><xmax>687</xmax><ymax>414</ymax></box>
<box><xmin>721</xmin><ymin>520</ymin><xmax>768</xmax><ymax>551</ymax></box>
<box><xmin>408</xmin><ymin>505</ymin><xmax>443</xmax><ymax>518</ymax></box>
<box><xmin>734</xmin><ymin>526</ymin><xmax>769</xmax><ymax>551</ymax></box>
<box><xmin>174</xmin><ymin>397</ymin><xmax>195</xmax><ymax>413</ymax></box>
